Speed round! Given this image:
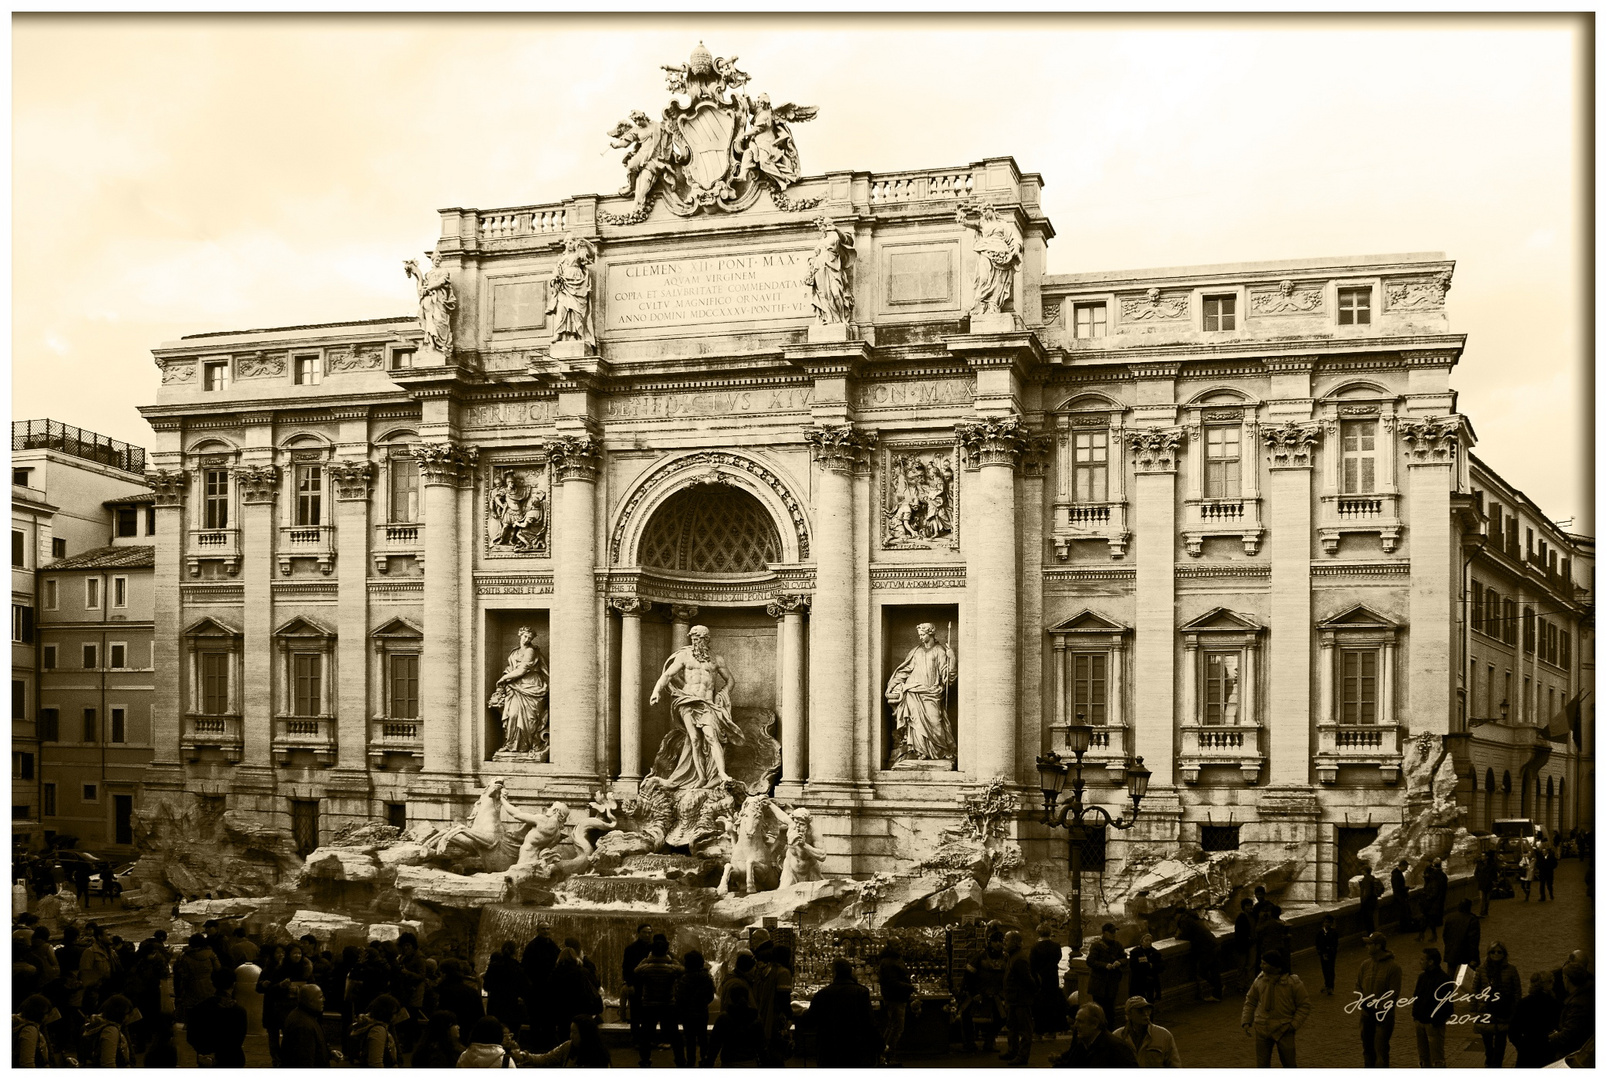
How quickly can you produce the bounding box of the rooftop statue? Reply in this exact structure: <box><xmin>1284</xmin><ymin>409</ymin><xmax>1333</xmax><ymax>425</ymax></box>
<box><xmin>601</xmin><ymin>42</ymin><xmax>820</xmax><ymax>221</ymax></box>
<box><xmin>546</xmin><ymin>237</ymin><xmax>598</xmax><ymax>351</ymax></box>
<box><xmin>956</xmin><ymin>204</ymin><xmax>1023</xmax><ymax>316</ymax></box>
<box><xmin>403</xmin><ymin>251</ymin><xmax>455</xmax><ymax>360</ymax></box>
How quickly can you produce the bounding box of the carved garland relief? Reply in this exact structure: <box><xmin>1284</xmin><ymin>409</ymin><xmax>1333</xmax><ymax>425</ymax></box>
<box><xmin>1119</xmin><ymin>288</ymin><xmax>1188</xmax><ymax>321</ymax></box>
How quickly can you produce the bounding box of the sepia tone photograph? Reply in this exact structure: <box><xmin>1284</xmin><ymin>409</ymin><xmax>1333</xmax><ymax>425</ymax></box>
<box><xmin>8</xmin><ymin>12</ymin><xmax>1593</xmax><ymax>1069</ymax></box>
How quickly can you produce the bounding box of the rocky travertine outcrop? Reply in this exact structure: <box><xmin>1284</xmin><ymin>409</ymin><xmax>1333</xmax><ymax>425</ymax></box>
<box><xmin>130</xmin><ymin>797</ymin><xmax>302</xmax><ymax>901</ymax></box>
<box><xmin>1355</xmin><ymin>733</ymin><xmax>1484</xmax><ymax>889</ymax></box>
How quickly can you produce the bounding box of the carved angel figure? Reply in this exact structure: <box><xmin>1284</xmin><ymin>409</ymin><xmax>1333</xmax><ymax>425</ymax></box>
<box><xmin>608</xmin><ymin>110</ymin><xmax>681</xmax><ymax>208</ymax></box>
<box><xmin>404</xmin><ymin>252</ymin><xmax>456</xmax><ymax>358</ymax></box>
<box><xmin>804</xmin><ymin>217</ymin><xmax>854</xmax><ymax>325</ymax></box>
<box><xmin>734</xmin><ymin>93</ymin><xmax>816</xmax><ymax>189</ymax></box>
<box><xmin>546</xmin><ymin>238</ymin><xmax>597</xmax><ymax>350</ymax></box>
<box><xmin>956</xmin><ymin>204</ymin><xmax>1023</xmax><ymax>315</ymax></box>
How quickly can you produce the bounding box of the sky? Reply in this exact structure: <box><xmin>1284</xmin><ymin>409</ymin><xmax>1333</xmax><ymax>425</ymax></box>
<box><xmin>10</xmin><ymin>13</ymin><xmax>1592</xmax><ymax>530</ymax></box>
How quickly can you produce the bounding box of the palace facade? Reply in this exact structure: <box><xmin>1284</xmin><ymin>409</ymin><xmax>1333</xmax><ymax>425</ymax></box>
<box><xmin>136</xmin><ymin>154</ymin><xmax>1592</xmax><ymax>901</ymax></box>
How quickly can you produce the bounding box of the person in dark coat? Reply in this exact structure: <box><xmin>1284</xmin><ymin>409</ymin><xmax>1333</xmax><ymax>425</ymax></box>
<box><xmin>1358</xmin><ymin>865</ymin><xmax>1382</xmax><ymax>934</ymax></box>
<box><xmin>519</xmin><ymin>926</ymin><xmax>560</xmax><ymax>1051</ymax></box>
<box><xmin>408</xmin><ymin>1009</ymin><xmax>465</xmax><ymax>1069</ymax></box>
<box><xmin>633</xmin><ymin>935</ymin><xmax>682</xmax><ymax>1067</ymax></box>
<box><xmin>803</xmin><ymin>959</ymin><xmax>880</xmax><ymax>1067</ymax></box>
<box><xmin>433</xmin><ymin>959</ymin><xmax>485</xmax><ymax>1034</ymax></box>
<box><xmin>877</xmin><ymin>942</ymin><xmax>915</xmax><ymax>1064</ymax></box>
<box><xmin>280</xmin><ymin>983</ymin><xmax>334</xmax><ymax>1067</ymax></box>
<box><xmin>1355</xmin><ymin>933</ymin><xmax>1402</xmax><ymax>1068</ymax></box>
<box><xmin>960</xmin><ymin>930</ymin><xmax>1006</xmax><ymax>1053</ymax></box>
<box><xmin>186</xmin><ymin>967</ymin><xmax>248</xmax><ymax>1068</ymax></box>
<box><xmin>707</xmin><ymin>982</ymin><xmax>763</xmax><ymax>1067</ymax></box>
<box><xmin>1000</xmin><ymin>930</ymin><xmax>1037</xmax><ymax>1066</ymax></box>
<box><xmin>1510</xmin><ymin>970</ymin><xmax>1562</xmax><ymax>1067</ymax></box>
<box><xmin>1442</xmin><ymin>898</ymin><xmax>1482</xmax><ymax>971</ymax></box>
<box><xmin>672</xmin><ymin>950</ymin><xmax>715</xmax><ymax>1068</ymax></box>
<box><xmin>1233</xmin><ymin>899</ymin><xmax>1257</xmax><ymax>988</ymax></box>
<box><xmin>1418</xmin><ymin>858</ymin><xmax>1448</xmax><ymax>942</ymax></box>
<box><xmin>1051</xmin><ymin>1003</ymin><xmax>1138</xmax><ymax>1068</ymax></box>
<box><xmin>1548</xmin><ymin>963</ymin><xmax>1593</xmax><ymax>1061</ymax></box>
<box><xmin>1410</xmin><ymin>947</ymin><xmax>1452</xmax><ymax>1068</ymax></box>
<box><xmin>1471</xmin><ymin>941</ymin><xmax>1522</xmax><ymax>1068</ymax></box>
<box><xmin>1126</xmin><ymin>934</ymin><xmax>1163</xmax><ymax>1017</ymax></box>
<box><xmin>480</xmin><ymin>943</ymin><xmax>528</xmax><ymax>1044</ymax></box>
<box><xmin>1536</xmin><ymin>846</ymin><xmax>1558</xmax><ymax>902</ymax></box>
<box><xmin>1028</xmin><ymin>925</ymin><xmax>1066</xmax><ymax>1036</ymax></box>
<box><xmin>1085</xmin><ymin>923</ymin><xmax>1127</xmax><ymax>1029</ymax></box>
<box><xmin>1391</xmin><ymin>861</ymin><xmax>1414</xmax><ymax>933</ymax></box>
<box><xmin>1175</xmin><ymin>909</ymin><xmax>1222</xmax><ymax>1003</ymax></box>
<box><xmin>621</xmin><ymin>923</ymin><xmax>653</xmax><ymax>1041</ymax></box>
<box><xmin>1314</xmin><ymin>914</ymin><xmax>1341</xmax><ymax>995</ymax></box>
<box><xmin>1475</xmin><ymin>851</ymin><xmax>1499</xmax><ymax>916</ymax></box>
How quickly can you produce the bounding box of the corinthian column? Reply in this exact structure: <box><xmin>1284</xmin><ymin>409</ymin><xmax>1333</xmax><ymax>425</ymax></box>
<box><xmin>768</xmin><ymin>594</ymin><xmax>810</xmax><ymax>797</ymax></box>
<box><xmin>804</xmin><ymin>424</ymin><xmax>874</xmax><ymax>791</ymax></box>
<box><xmin>549</xmin><ymin>434</ymin><xmax>602</xmax><ymax>779</ymax></box>
<box><xmin>414</xmin><ymin>442</ymin><xmax>476</xmax><ymax>776</ymax></box>
<box><xmin>957</xmin><ymin>416</ymin><xmax>1028</xmax><ymax>782</ymax></box>
<box><xmin>147</xmin><ymin>469</ymin><xmax>188</xmax><ymax>768</ymax></box>
<box><xmin>611</xmin><ymin>598</ymin><xmax>648</xmax><ymax>785</ymax></box>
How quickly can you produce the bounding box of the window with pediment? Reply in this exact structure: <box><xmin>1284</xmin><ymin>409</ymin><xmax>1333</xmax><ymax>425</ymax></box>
<box><xmin>371</xmin><ymin>618</ymin><xmax>424</xmax><ymax>721</ymax></box>
<box><xmin>274</xmin><ymin>617</ymin><xmax>336</xmax><ymax>718</ymax></box>
<box><xmin>182</xmin><ymin>617</ymin><xmax>241</xmax><ymax>717</ymax></box>
<box><xmin>1181</xmin><ymin>608</ymin><xmax>1263</xmax><ymax>728</ymax></box>
<box><xmin>1314</xmin><ymin>605</ymin><xmax>1404</xmax><ymax>783</ymax></box>
<box><xmin>1046</xmin><ymin>610</ymin><xmax>1129</xmax><ymax>764</ymax></box>
<box><xmin>1050</xmin><ymin>397</ymin><xmax>1128</xmax><ymax>559</ymax></box>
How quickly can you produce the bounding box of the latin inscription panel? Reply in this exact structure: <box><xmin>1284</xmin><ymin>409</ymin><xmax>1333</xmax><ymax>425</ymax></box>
<box><xmin>605</xmin><ymin>249</ymin><xmax>812</xmax><ymax>332</ymax></box>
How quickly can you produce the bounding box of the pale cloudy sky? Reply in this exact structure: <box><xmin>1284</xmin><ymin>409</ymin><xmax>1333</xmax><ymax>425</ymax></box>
<box><xmin>11</xmin><ymin>13</ymin><xmax>1591</xmax><ymax>529</ymax></box>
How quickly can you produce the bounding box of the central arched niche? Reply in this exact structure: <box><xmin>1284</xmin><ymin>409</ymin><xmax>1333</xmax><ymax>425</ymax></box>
<box><xmin>637</xmin><ymin>484</ymin><xmax>782</xmax><ymax>575</ymax></box>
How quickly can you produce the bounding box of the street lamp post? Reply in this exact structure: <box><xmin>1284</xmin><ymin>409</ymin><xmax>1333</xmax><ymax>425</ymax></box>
<box><xmin>1035</xmin><ymin>715</ymin><xmax>1151</xmax><ymax>957</ymax></box>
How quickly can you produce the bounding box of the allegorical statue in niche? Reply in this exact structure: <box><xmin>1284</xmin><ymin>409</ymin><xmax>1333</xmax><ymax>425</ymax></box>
<box><xmin>404</xmin><ymin>251</ymin><xmax>456</xmax><ymax>358</ymax></box>
<box><xmin>804</xmin><ymin>217</ymin><xmax>854</xmax><ymax>326</ymax></box>
<box><xmin>607</xmin><ymin>109</ymin><xmax>682</xmax><ymax>211</ymax></box>
<box><xmin>886</xmin><ymin>622</ymin><xmax>958</xmax><ymax>767</ymax></box>
<box><xmin>490</xmin><ymin>627</ymin><xmax>550</xmax><ymax>759</ymax></box>
<box><xmin>955</xmin><ymin>204</ymin><xmax>1023</xmax><ymax>316</ymax></box>
<box><xmin>486</xmin><ymin>471</ymin><xmax>547</xmax><ymax>553</ymax></box>
<box><xmin>546</xmin><ymin>237</ymin><xmax>597</xmax><ymax>350</ymax></box>
<box><xmin>734</xmin><ymin>93</ymin><xmax>816</xmax><ymax>190</ymax></box>
<box><xmin>649</xmin><ymin>625</ymin><xmax>746</xmax><ymax>789</ymax></box>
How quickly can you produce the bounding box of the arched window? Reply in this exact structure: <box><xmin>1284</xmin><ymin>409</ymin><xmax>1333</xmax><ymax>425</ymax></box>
<box><xmin>639</xmin><ymin>486</ymin><xmax>781</xmax><ymax>574</ymax></box>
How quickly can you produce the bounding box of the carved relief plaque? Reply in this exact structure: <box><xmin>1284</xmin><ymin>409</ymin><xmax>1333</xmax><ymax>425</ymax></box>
<box><xmin>881</xmin><ymin>444</ymin><xmax>960</xmax><ymax>551</ymax></box>
<box><xmin>484</xmin><ymin>459</ymin><xmax>552</xmax><ymax>557</ymax></box>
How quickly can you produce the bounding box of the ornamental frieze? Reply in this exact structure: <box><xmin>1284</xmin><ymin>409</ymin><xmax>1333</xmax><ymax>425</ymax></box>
<box><xmin>327</xmin><ymin>345</ymin><xmax>385</xmax><ymax>373</ymax></box>
<box><xmin>881</xmin><ymin>445</ymin><xmax>960</xmax><ymax>551</ymax></box>
<box><xmin>1384</xmin><ymin>272</ymin><xmax>1452</xmax><ymax>311</ymax></box>
<box><xmin>1249</xmin><ymin>280</ymin><xmax>1323</xmax><ymax>315</ymax></box>
<box><xmin>1119</xmin><ymin>288</ymin><xmax>1188</xmax><ymax>321</ymax></box>
<box><xmin>236</xmin><ymin>352</ymin><xmax>288</xmax><ymax>379</ymax></box>
<box><xmin>159</xmin><ymin>361</ymin><xmax>196</xmax><ymax>385</ymax></box>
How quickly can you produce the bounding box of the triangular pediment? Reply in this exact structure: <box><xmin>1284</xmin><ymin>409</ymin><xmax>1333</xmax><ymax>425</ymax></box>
<box><xmin>273</xmin><ymin>615</ymin><xmax>336</xmax><ymax>639</ymax></box>
<box><xmin>1047</xmin><ymin>609</ymin><xmax>1128</xmax><ymax>634</ymax></box>
<box><xmin>370</xmin><ymin>616</ymin><xmax>424</xmax><ymax>640</ymax></box>
<box><xmin>182</xmin><ymin>615</ymin><xmax>241</xmax><ymax>640</ymax></box>
<box><xmin>1318</xmin><ymin>604</ymin><xmax>1397</xmax><ymax>630</ymax></box>
<box><xmin>1180</xmin><ymin>607</ymin><xmax>1263</xmax><ymax>633</ymax></box>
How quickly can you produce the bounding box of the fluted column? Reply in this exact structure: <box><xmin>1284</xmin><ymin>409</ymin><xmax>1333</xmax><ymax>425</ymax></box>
<box><xmin>235</xmin><ymin>465</ymin><xmax>280</xmax><ymax>767</ymax></box>
<box><xmin>329</xmin><ymin>460</ymin><xmax>374</xmax><ymax>773</ymax></box>
<box><xmin>805</xmin><ymin>424</ymin><xmax>874</xmax><ymax>790</ymax></box>
<box><xmin>957</xmin><ymin>416</ymin><xmax>1028</xmax><ymax>782</ymax></box>
<box><xmin>549</xmin><ymin>434</ymin><xmax>602</xmax><ymax>778</ymax></box>
<box><xmin>414</xmin><ymin>443</ymin><xmax>476</xmax><ymax>776</ymax></box>
<box><xmin>769</xmin><ymin>594</ymin><xmax>810</xmax><ymax>796</ymax></box>
<box><xmin>147</xmin><ymin>469</ymin><xmax>188</xmax><ymax>767</ymax></box>
<box><xmin>612</xmin><ymin>599</ymin><xmax>648</xmax><ymax>785</ymax></box>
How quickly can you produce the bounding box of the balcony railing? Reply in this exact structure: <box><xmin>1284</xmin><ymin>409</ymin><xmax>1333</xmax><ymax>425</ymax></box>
<box><xmin>186</xmin><ymin>528</ymin><xmax>241</xmax><ymax>576</ymax></box>
<box><xmin>1318</xmin><ymin>492</ymin><xmax>1402</xmax><ymax>555</ymax></box>
<box><xmin>1047</xmin><ymin>723</ymin><xmax>1130</xmax><ymax>784</ymax></box>
<box><xmin>182</xmin><ymin>713</ymin><xmax>243</xmax><ymax>763</ymax></box>
<box><xmin>1315</xmin><ymin>723</ymin><xmax>1403</xmax><ymax>784</ymax></box>
<box><xmin>371</xmin><ymin>522</ymin><xmax>425</xmax><ymax>574</ymax></box>
<box><xmin>273</xmin><ymin>716</ymin><xmax>336</xmax><ymax>766</ymax></box>
<box><xmin>1183</xmin><ymin>496</ymin><xmax>1264</xmax><ymax>556</ymax></box>
<box><xmin>368</xmin><ymin>717</ymin><xmax>424</xmax><ymax>768</ymax></box>
<box><xmin>1052</xmin><ymin>500</ymin><xmax>1129</xmax><ymax>560</ymax></box>
<box><xmin>277</xmin><ymin>524</ymin><xmax>335</xmax><ymax>575</ymax></box>
<box><xmin>477</xmin><ymin>205</ymin><xmax>568</xmax><ymax>240</ymax></box>
<box><xmin>1179</xmin><ymin>723</ymin><xmax>1264</xmax><ymax>785</ymax></box>
<box><xmin>13</xmin><ymin>419</ymin><xmax>145</xmax><ymax>475</ymax></box>
<box><xmin>868</xmin><ymin>170</ymin><xmax>976</xmax><ymax>204</ymax></box>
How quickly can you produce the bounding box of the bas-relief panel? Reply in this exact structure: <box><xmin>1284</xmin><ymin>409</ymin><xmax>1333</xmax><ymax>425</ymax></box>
<box><xmin>880</xmin><ymin>444</ymin><xmax>959</xmax><ymax>551</ymax></box>
<box><xmin>484</xmin><ymin>459</ymin><xmax>552</xmax><ymax>558</ymax></box>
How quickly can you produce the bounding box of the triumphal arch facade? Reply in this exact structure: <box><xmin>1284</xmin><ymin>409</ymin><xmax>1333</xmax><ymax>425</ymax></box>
<box><xmin>138</xmin><ymin>45</ymin><xmax>1484</xmax><ymax>900</ymax></box>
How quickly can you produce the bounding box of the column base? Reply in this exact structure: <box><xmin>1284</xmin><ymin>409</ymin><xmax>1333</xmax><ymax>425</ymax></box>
<box><xmin>773</xmin><ymin>780</ymin><xmax>807</xmax><ymax>802</ymax></box>
<box><xmin>800</xmin><ymin>779</ymin><xmax>871</xmax><ymax>807</ymax></box>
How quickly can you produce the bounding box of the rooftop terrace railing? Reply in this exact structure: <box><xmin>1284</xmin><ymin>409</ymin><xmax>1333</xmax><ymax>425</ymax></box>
<box><xmin>12</xmin><ymin>420</ymin><xmax>146</xmax><ymax>475</ymax></box>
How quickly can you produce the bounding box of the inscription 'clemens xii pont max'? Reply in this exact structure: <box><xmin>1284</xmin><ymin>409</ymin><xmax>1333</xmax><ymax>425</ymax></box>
<box><xmin>605</xmin><ymin>249</ymin><xmax>812</xmax><ymax>331</ymax></box>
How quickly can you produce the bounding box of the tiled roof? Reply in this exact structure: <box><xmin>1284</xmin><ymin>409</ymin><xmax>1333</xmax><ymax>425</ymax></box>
<box><xmin>43</xmin><ymin>545</ymin><xmax>155</xmax><ymax>571</ymax></box>
<box><xmin>104</xmin><ymin>493</ymin><xmax>157</xmax><ymax>507</ymax></box>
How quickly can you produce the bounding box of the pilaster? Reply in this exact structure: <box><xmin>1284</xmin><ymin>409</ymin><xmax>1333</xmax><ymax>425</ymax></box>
<box><xmin>414</xmin><ymin>441</ymin><xmax>476</xmax><ymax>776</ymax></box>
<box><xmin>1404</xmin><ymin>417</ymin><xmax>1463</xmax><ymax>738</ymax></box>
<box><xmin>147</xmin><ymin>467</ymin><xmax>188</xmax><ymax>771</ymax></box>
<box><xmin>329</xmin><ymin>455</ymin><xmax>374</xmax><ymax>781</ymax></box>
<box><xmin>236</xmin><ymin>463</ymin><xmax>279</xmax><ymax>769</ymax></box>
<box><xmin>1264</xmin><ymin>421</ymin><xmax>1320</xmax><ymax>785</ymax></box>
<box><xmin>1129</xmin><ymin>425</ymin><xmax>1182</xmax><ymax>787</ymax></box>
<box><xmin>549</xmin><ymin>432</ymin><xmax>603</xmax><ymax>783</ymax></box>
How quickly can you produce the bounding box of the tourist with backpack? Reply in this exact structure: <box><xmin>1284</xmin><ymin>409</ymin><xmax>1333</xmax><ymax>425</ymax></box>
<box><xmin>351</xmin><ymin>992</ymin><xmax>404</xmax><ymax>1067</ymax></box>
<box><xmin>79</xmin><ymin>993</ymin><xmax>135</xmax><ymax>1068</ymax></box>
<box><xmin>13</xmin><ymin>993</ymin><xmax>57</xmax><ymax>1068</ymax></box>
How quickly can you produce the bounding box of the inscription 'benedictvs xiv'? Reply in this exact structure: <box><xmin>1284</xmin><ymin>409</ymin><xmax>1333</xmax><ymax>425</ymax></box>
<box><xmin>605</xmin><ymin>249</ymin><xmax>811</xmax><ymax>331</ymax></box>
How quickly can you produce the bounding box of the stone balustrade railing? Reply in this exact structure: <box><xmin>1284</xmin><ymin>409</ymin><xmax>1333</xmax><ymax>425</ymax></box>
<box><xmin>478</xmin><ymin>206</ymin><xmax>569</xmax><ymax>240</ymax></box>
<box><xmin>869</xmin><ymin>170</ymin><xmax>976</xmax><ymax>204</ymax></box>
<box><xmin>182</xmin><ymin>713</ymin><xmax>243</xmax><ymax>763</ymax></box>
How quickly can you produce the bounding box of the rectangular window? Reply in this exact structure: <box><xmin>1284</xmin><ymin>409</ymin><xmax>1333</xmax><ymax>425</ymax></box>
<box><xmin>389</xmin><ymin>348</ymin><xmax>415</xmax><ymax>371</ymax></box>
<box><xmin>291</xmin><ymin>799</ymin><xmax>320</xmax><ymax>858</ymax></box>
<box><xmin>203</xmin><ymin>469</ymin><xmax>230</xmax><ymax>530</ymax></box>
<box><xmin>12</xmin><ymin>468</ymin><xmax>29</xmax><ymax>487</ymax></box>
<box><xmin>38</xmin><ymin>710</ymin><xmax>58</xmax><ymax>743</ymax></box>
<box><xmin>82</xmin><ymin>784</ymin><xmax>98</xmax><ymax>804</ymax></box>
<box><xmin>51</xmin><ymin>537</ymin><xmax>65</xmax><ymax>560</ymax></box>
<box><xmin>1341</xmin><ymin>649</ymin><xmax>1379</xmax><ymax>724</ymax></box>
<box><xmin>11</xmin><ymin>530</ymin><xmax>23</xmax><ymax>568</ymax></box>
<box><xmin>11</xmin><ymin>680</ymin><xmax>24</xmax><ymax>721</ymax></box>
<box><xmin>82</xmin><ymin>707</ymin><xmax>97</xmax><ymax>743</ymax></box>
<box><xmin>200</xmin><ymin>652</ymin><xmax>230</xmax><ymax>714</ymax></box>
<box><xmin>389</xmin><ymin>653</ymin><xmax>420</xmax><ymax>719</ymax></box>
<box><xmin>203</xmin><ymin>361</ymin><xmax>230</xmax><ymax>392</ymax></box>
<box><xmin>112</xmin><ymin>577</ymin><xmax>127</xmax><ymax>609</ymax></box>
<box><xmin>42</xmin><ymin>645</ymin><xmax>56</xmax><ymax>671</ymax></box>
<box><xmin>1202</xmin><ymin>294</ymin><xmax>1237</xmax><ymax>331</ymax></box>
<box><xmin>1073</xmin><ymin>302</ymin><xmax>1108</xmax><ymax>339</ymax></box>
<box><xmin>1523</xmin><ymin>606</ymin><xmax>1536</xmax><ymax>654</ymax></box>
<box><xmin>293</xmin><ymin>653</ymin><xmax>323</xmax><ymax>716</ymax></box>
<box><xmin>1071</xmin><ymin>430</ymin><xmax>1109</xmax><ymax>503</ymax></box>
<box><xmin>1506</xmin><ymin>518</ymin><xmax>1519</xmax><ymax>558</ymax></box>
<box><xmin>1548</xmin><ymin>687</ymin><xmax>1556</xmax><ymax>722</ymax></box>
<box><xmin>42</xmin><ymin>783</ymin><xmax>55</xmax><ymax>818</ymax></box>
<box><xmin>385</xmin><ymin>802</ymin><xmax>407</xmax><ymax>831</ymax></box>
<box><xmin>85</xmin><ymin>577</ymin><xmax>101</xmax><ymax>610</ymax></box>
<box><xmin>389</xmin><ymin>456</ymin><xmax>421</xmax><ymax>524</ymax></box>
<box><xmin>109</xmin><ymin>643</ymin><xmax>126</xmax><ymax>670</ymax></box>
<box><xmin>114</xmin><ymin>794</ymin><xmax>133</xmax><ymax>846</ymax></box>
<box><xmin>146</xmin><ymin>505</ymin><xmax>156</xmax><ymax>535</ymax></box>
<box><xmin>1503</xmin><ymin>599</ymin><xmax>1518</xmax><ymax>645</ymax></box>
<box><xmin>11</xmin><ymin>605</ymin><xmax>34</xmax><ymax>644</ymax></box>
<box><xmin>1340</xmin><ymin>420</ymin><xmax>1378</xmax><ymax>494</ymax></box>
<box><xmin>1471</xmin><ymin>582</ymin><xmax>1484</xmax><ymax>634</ymax></box>
<box><xmin>1337</xmin><ymin>286</ymin><xmax>1372</xmax><ymax>325</ymax></box>
<box><xmin>42</xmin><ymin>579</ymin><xmax>57</xmax><ymax>611</ymax></box>
<box><xmin>1070</xmin><ymin>823</ymin><xmax>1108</xmax><ymax>872</ymax></box>
<box><xmin>1524</xmin><ymin>676</ymin><xmax>1533</xmax><ymax>721</ymax></box>
<box><xmin>1561</xmin><ymin>631</ymin><xmax>1572</xmax><ymax>671</ymax></box>
<box><xmin>115</xmin><ymin>506</ymin><xmax>138</xmax><ymax>537</ymax></box>
<box><xmin>1487</xmin><ymin>666</ymin><xmax>1496</xmax><ymax>718</ymax></box>
<box><xmin>1203</xmin><ymin>651</ymin><xmax>1242</xmax><ymax>725</ymax></box>
<box><xmin>1204</xmin><ymin>426</ymin><xmax>1242</xmax><ymax>499</ymax></box>
<box><xmin>110</xmin><ymin>707</ymin><xmax>126</xmax><ymax>744</ymax></box>
<box><xmin>82</xmin><ymin>644</ymin><xmax>98</xmax><ymax>669</ymax></box>
<box><xmin>1200</xmin><ymin>824</ymin><xmax>1240</xmax><ymax>852</ymax></box>
<box><xmin>293</xmin><ymin>353</ymin><xmax>322</xmax><ymax>386</ymax></box>
<box><xmin>295</xmin><ymin>465</ymin><xmax>323</xmax><ymax>527</ymax></box>
<box><xmin>1069</xmin><ymin>653</ymin><xmax>1108</xmax><ymax>725</ymax></box>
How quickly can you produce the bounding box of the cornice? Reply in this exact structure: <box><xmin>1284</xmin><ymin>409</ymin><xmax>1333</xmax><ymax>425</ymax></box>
<box><xmin>1310</xmin><ymin>560</ymin><xmax>1412</xmax><ymax>577</ymax></box>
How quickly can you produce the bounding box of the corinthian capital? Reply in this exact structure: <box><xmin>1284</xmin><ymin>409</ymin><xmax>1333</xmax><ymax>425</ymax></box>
<box><xmin>804</xmin><ymin>423</ymin><xmax>876</xmax><ymax>475</ymax></box>
<box><xmin>547</xmin><ymin>434</ymin><xmax>602</xmax><ymax>483</ymax></box>
<box><xmin>145</xmin><ymin>469</ymin><xmax>189</xmax><ymax>507</ymax></box>
<box><xmin>766</xmin><ymin>593</ymin><xmax>811</xmax><ymax>619</ymax></box>
<box><xmin>1126</xmin><ymin>427</ymin><xmax>1185</xmax><ymax>474</ymax></box>
<box><xmin>233</xmin><ymin>465</ymin><xmax>281</xmax><ymax>503</ymax></box>
<box><xmin>327</xmin><ymin>459</ymin><xmax>375</xmax><ymax>501</ymax></box>
<box><xmin>412</xmin><ymin>442</ymin><xmax>479</xmax><ymax>486</ymax></box>
<box><xmin>609</xmin><ymin>597</ymin><xmax>649</xmax><ymax>618</ymax></box>
<box><xmin>1399</xmin><ymin>416</ymin><xmax>1461</xmax><ymax>464</ymax></box>
<box><xmin>956</xmin><ymin>414</ymin><xmax>1031</xmax><ymax>469</ymax></box>
<box><xmin>1261</xmin><ymin>422</ymin><xmax>1322</xmax><ymax>469</ymax></box>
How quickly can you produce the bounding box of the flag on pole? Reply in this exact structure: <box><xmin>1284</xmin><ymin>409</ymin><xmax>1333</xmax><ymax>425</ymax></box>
<box><xmin>1544</xmin><ymin>691</ymin><xmax>1586</xmax><ymax>744</ymax></box>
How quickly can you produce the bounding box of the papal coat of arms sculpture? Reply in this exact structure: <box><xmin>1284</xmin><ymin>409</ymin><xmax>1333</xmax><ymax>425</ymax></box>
<box><xmin>600</xmin><ymin>42</ymin><xmax>823</xmax><ymax>223</ymax></box>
